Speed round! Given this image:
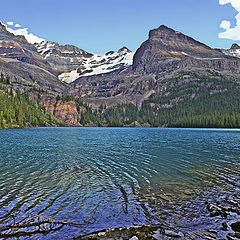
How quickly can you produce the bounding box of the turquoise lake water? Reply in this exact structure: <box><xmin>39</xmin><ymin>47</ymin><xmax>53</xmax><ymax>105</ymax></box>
<box><xmin>0</xmin><ymin>128</ymin><xmax>239</xmax><ymax>239</ymax></box>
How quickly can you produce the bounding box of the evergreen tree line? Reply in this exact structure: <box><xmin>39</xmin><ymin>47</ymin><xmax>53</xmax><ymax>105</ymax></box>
<box><xmin>0</xmin><ymin>75</ymin><xmax>61</xmax><ymax>128</ymax></box>
<box><xmin>1</xmin><ymin>70</ymin><xmax>240</xmax><ymax>129</ymax></box>
<box><xmin>78</xmin><ymin>90</ymin><xmax>240</xmax><ymax>128</ymax></box>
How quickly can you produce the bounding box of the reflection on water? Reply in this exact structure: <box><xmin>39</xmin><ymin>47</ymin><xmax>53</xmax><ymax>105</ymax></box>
<box><xmin>0</xmin><ymin>128</ymin><xmax>239</xmax><ymax>239</ymax></box>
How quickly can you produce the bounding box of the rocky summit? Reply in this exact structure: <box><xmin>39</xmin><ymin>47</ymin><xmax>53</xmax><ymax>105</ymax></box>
<box><xmin>69</xmin><ymin>25</ymin><xmax>240</xmax><ymax>108</ymax></box>
<box><xmin>0</xmin><ymin>22</ymin><xmax>240</xmax><ymax>127</ymax></box>
<box><xmin>222</xmin><ymin>43</ymin><xmax>240</xmax><ymax>58</ymax></box>
<box><xmin>133</xmin><ymin>25</ymin><xmax>240</xmax><ymax>74</ymax></box>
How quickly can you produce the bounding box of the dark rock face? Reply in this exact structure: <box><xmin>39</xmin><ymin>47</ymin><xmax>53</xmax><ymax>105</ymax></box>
<box><xmin>133</xmin><ymin>25</ymin><xmax>240</xmax><ymax>74</ymax></box>
<box><xmin>230</xmin><ymin>43</ymin><xmax>240</xmax><ymax>50</ymax></box>
<box><xmin>222</xmin><ymin>43</ymin><xmax>240</xmax><ymax>59</ymax></box>
<box><xmin>231</xmin><ymin>222</ymin><xmax>240</xmax><ymax>232</ymax></box>
<box><xmin>0</xmin><ymin>58</ymin><xmax>67</xmax><ymax>94</ymax></box>
<box><xmin>35</xmin><ymin>41</ymin><xmax>93</xmax><ymax>74</ymax></box>
<box><xmin>70</xmin><ymin>25</ymin><xmax>240</xmax><ymax>107</ymax></box>
<box><xmin>0</xmin><ymin>23</ymin><xmax>54</xmax><ymax>74</ymax></box>
<box><xmin>118</xmin><ymin>47</ymin><xmax>131</xmax><ymax>53</ymax></box>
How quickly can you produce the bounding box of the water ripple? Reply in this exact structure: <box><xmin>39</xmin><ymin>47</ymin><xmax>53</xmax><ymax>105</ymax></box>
<box><xmin>0</xmin><ymin>127</ymin><xmax>239</xmax><ymax>239</ymax></box>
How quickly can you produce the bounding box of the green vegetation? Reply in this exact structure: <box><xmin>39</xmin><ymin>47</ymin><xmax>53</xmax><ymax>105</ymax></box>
<box><xmin>0</xmin><ymin>75</ymin><xmax>62</xmax><ymax>128</ymax></box>
<box><xmin>78</xmin><ymin>72</ymin><xmax>240</xmax><ymax>128</ymax></box>
<box><xmin>1</xmin><ymin>70</ymin><xmax>239</xmax><ymax>129</ymax></box>
<box><xmin>140</xmin><ymin>90</ymin><xmax>240</xmax><ymax>128</ymax></box>
<box><xmin>78</xmin><ymin>91</ymin><xmax>240</xmax><ymax>128</ymax></box>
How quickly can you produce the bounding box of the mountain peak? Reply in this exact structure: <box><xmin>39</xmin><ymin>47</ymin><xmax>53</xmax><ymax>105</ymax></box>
<box><xmin>149</xmin><ymin>25</ymin><xmax>180</xmax><ymax>39</ymax></box>
<box><xmin>158</xmin><ymin>25</ymin><xmax>175</xmax><ymax>31</ymax></box>
<box><xmin>133</xmin><ymin>24</ymin><xmax>224</xmax><ymax>72</ymax></box>
<box><xmin>118</xmin><ymin>47</ymin><xmax>131</xmax><ymax>53</ymax></box>
<box><xmin>0</xmin><ymin>22</ymin><xmax>6</xmax><ymax>30</ymax></box>
<box><xmin>230</xmin><ymin>43</ymin><xmax>240</xmax><ymax>50</ymax></box>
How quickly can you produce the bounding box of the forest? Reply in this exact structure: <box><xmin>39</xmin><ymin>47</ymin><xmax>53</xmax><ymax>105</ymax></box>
<box><xmin>1</xmin><ymin>71</ymin><xmax>240</xmax><ymax>128</ymax></box>
<box><xmin>0</xmin><ymin>74</ymin><xmax>60</xmax><ymax>128</ymax></box>
<box><xmin>78</xmin><ymin>72</ymin><xmax>240</xmax><ymax>128</ymax></box>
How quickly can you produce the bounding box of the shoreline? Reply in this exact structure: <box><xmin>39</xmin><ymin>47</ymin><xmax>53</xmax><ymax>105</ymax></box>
<box><xmin>1</xmin><ymin>125</ymin><xmax>240</xmax><ymax>130</ymax></box>
<box><xmin>0</xmin><ymin>186</ymin><xmax>239</xmax><ymax>239</ymax></box>
<box><xmin>78</xmin><ymin>187</ymin><xmax>240</xmax><ymax>240</ymax></box>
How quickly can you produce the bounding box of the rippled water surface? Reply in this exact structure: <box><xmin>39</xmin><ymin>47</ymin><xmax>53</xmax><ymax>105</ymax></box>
<box><xmin>0</xmin><ymin>128</ymin><xmax>239</xmax><ymax>239</ymax></box>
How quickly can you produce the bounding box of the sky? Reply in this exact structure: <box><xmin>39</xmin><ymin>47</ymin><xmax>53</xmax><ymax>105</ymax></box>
<box><xmin>1</xmin><ymin>0</ymin><xmax>240</xmax><ymax>53</ymax></box>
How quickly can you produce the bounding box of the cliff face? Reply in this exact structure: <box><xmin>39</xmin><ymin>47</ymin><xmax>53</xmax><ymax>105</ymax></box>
<box><xmin>132</xmin><ymin>25</ymin><xmax>240</xmax><ymax>74</ymax></box>
<box><xmin>43</xmin><ymin>99</ymin><xmax>80</xmax><ymax>126</ymax></box>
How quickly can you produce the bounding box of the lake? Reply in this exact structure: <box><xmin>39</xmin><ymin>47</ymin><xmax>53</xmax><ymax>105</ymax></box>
<box><xmin>0</xmin><ymin>128</ymin><xmax>239</xmax><ymax>239</ymax></box>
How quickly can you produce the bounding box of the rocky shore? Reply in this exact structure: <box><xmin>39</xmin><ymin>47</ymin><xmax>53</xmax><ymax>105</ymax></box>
<box><xmin>78</xmin><ymin>187</ymin><xmax>240</xmax><ymax>240</ymax></box>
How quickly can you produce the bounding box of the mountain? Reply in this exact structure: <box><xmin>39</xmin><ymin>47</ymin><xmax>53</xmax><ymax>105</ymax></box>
<box><xmin>133</xmin><ymin>25</ymin><xmax>240</xmax><ymax>73</ymax></box>
<box><xmin>70</xmin><ymin>25</ymin><xmax>240</xmax><ymax>105</ymax></box>
<box><xmin>35</xmin><ymin>41</ymin><xmax>93</xmax><ymax>76</ymax></box>
<box><xmin>0</xmin><ymin>22</ymin><xmax>82</xmax><ymax>126</ymax></box>
<box><xmin>0</xmin><ymin>22</ymin><xmax>240</xmax><ymax>128</ymax></box>
<box><xmin>222</xmin><ymin>43</ymin><xmax>240</xmax><ymax>58</ymax></box>
<box><xmin>69</xmin><ymin>25</ymin><xmax>240</xmax><ymax>127</ymax></box>
<box><xmin>35</xmin><ymin>41</ymin><xmax>134</xmax><ymax>83</ymax></box>
<box><xmin>0</xmin><ymin>22</ymin><xmax>66</xmax><ymax>94</ymax></box>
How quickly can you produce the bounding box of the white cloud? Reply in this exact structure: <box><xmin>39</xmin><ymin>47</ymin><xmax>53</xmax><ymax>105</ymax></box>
<box><xmin>14</xmin><ymin>23</ymin><xmax>21</xmax><ymax>28</ymax></box>
<box><xmin>219</xmin><ymin>0</ymin><xmax>240</xmax><ymax>40</ymax></box>
<box><xmin>220</xmin><ymin>20</ymin><xmax>231</xmax><ymax>30</ymax></box>
<box><xmin>4</xmin><ymin>23</ymin><xmax>45</xmax><ymax>44</ymax></box>
<box><xmin>7</xmin><ymin>21</ymin><xmax>14</xmax><ymax>26</ymax></box>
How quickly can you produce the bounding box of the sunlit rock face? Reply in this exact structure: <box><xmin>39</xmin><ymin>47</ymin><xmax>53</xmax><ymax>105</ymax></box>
<box><xmin>42</xmin><ymin>99</ymin><xmax>80</xmax><ymax>126</ymax></box>
<box><xmin>133</xmin><ymin>25</ymin><xmax>240</xmax><ymax>74</ymax></box>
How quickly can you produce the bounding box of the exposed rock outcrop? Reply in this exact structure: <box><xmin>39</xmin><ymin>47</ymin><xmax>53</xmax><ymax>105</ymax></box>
<box><xmin>0</xmin><ymin>23</ymin><xmax>54</xmax><ymax>74</ymax></box>
<box><xmin>133</xmin><ymin>25</ymin><xmax>240</xmax><ymax>74</ymax></box>
<box><xmin>43</xmin><ymin>99</ymin><xmax>80</xmax><ymax>126</ymax></box>
<box><xmin>222</xmin><ymin>43</ymin><xmax>240</xmax><ymax>59</ymax></box>
<box><xmin>35</xmin><ymin>41</ymin><xmax>93</xmax><ymax>75</ymax></box>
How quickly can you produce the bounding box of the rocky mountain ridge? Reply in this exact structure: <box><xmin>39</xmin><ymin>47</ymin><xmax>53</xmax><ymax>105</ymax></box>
<box><xmin>70</xmin><ymin>25</ymin><xmax>240</xmax><ymax>108</ymax></box>
<box><xmin>35</xmin><ymin>41</ymin><xmax>134</xmax><ymax>83</ymax></box>
<box><xmin>222</xmin><ymin>43</ymin><xmax>240</xmax><ymax>58</ymax></box>
<box><xmin>1</xmin><ymin>22</ymin><xmax>240</xmax><ymax>126</ymax></box>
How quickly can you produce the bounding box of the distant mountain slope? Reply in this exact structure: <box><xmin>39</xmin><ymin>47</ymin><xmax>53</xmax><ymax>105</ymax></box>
<box><xmin>0</xmin><ymin>21</ymin><xmax>240</xmax><ymax>127</ymax></box>
<box><xmin>70</xmin><ymin>25</ymin><xmax>240</xmax><ymax>106</ymax></box>
<box><xmin>0</xmin><ymin>22</ymin><xmax>66</xmax><ymax>94</ymax></box>
<box><xmin>222</xmin><ymin>43</ymin><xmax>240</xmax><ymax>58</ymax></box>
<box><xmin>35</xmin><ymin>41</ymin><xmax>93</xmax><ymax>76</ymax></box>
<box><xmin>35</xmin><ymin>41</ymin><xmax>134</xmax><ymax>83</ymax></box>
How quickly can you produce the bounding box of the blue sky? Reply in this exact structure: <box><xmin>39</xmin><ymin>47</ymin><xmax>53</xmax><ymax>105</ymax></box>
<box><xmin>1</xmin><ymin>0</ymin><xmax>239</xmax><ymax>53</ymax></box>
